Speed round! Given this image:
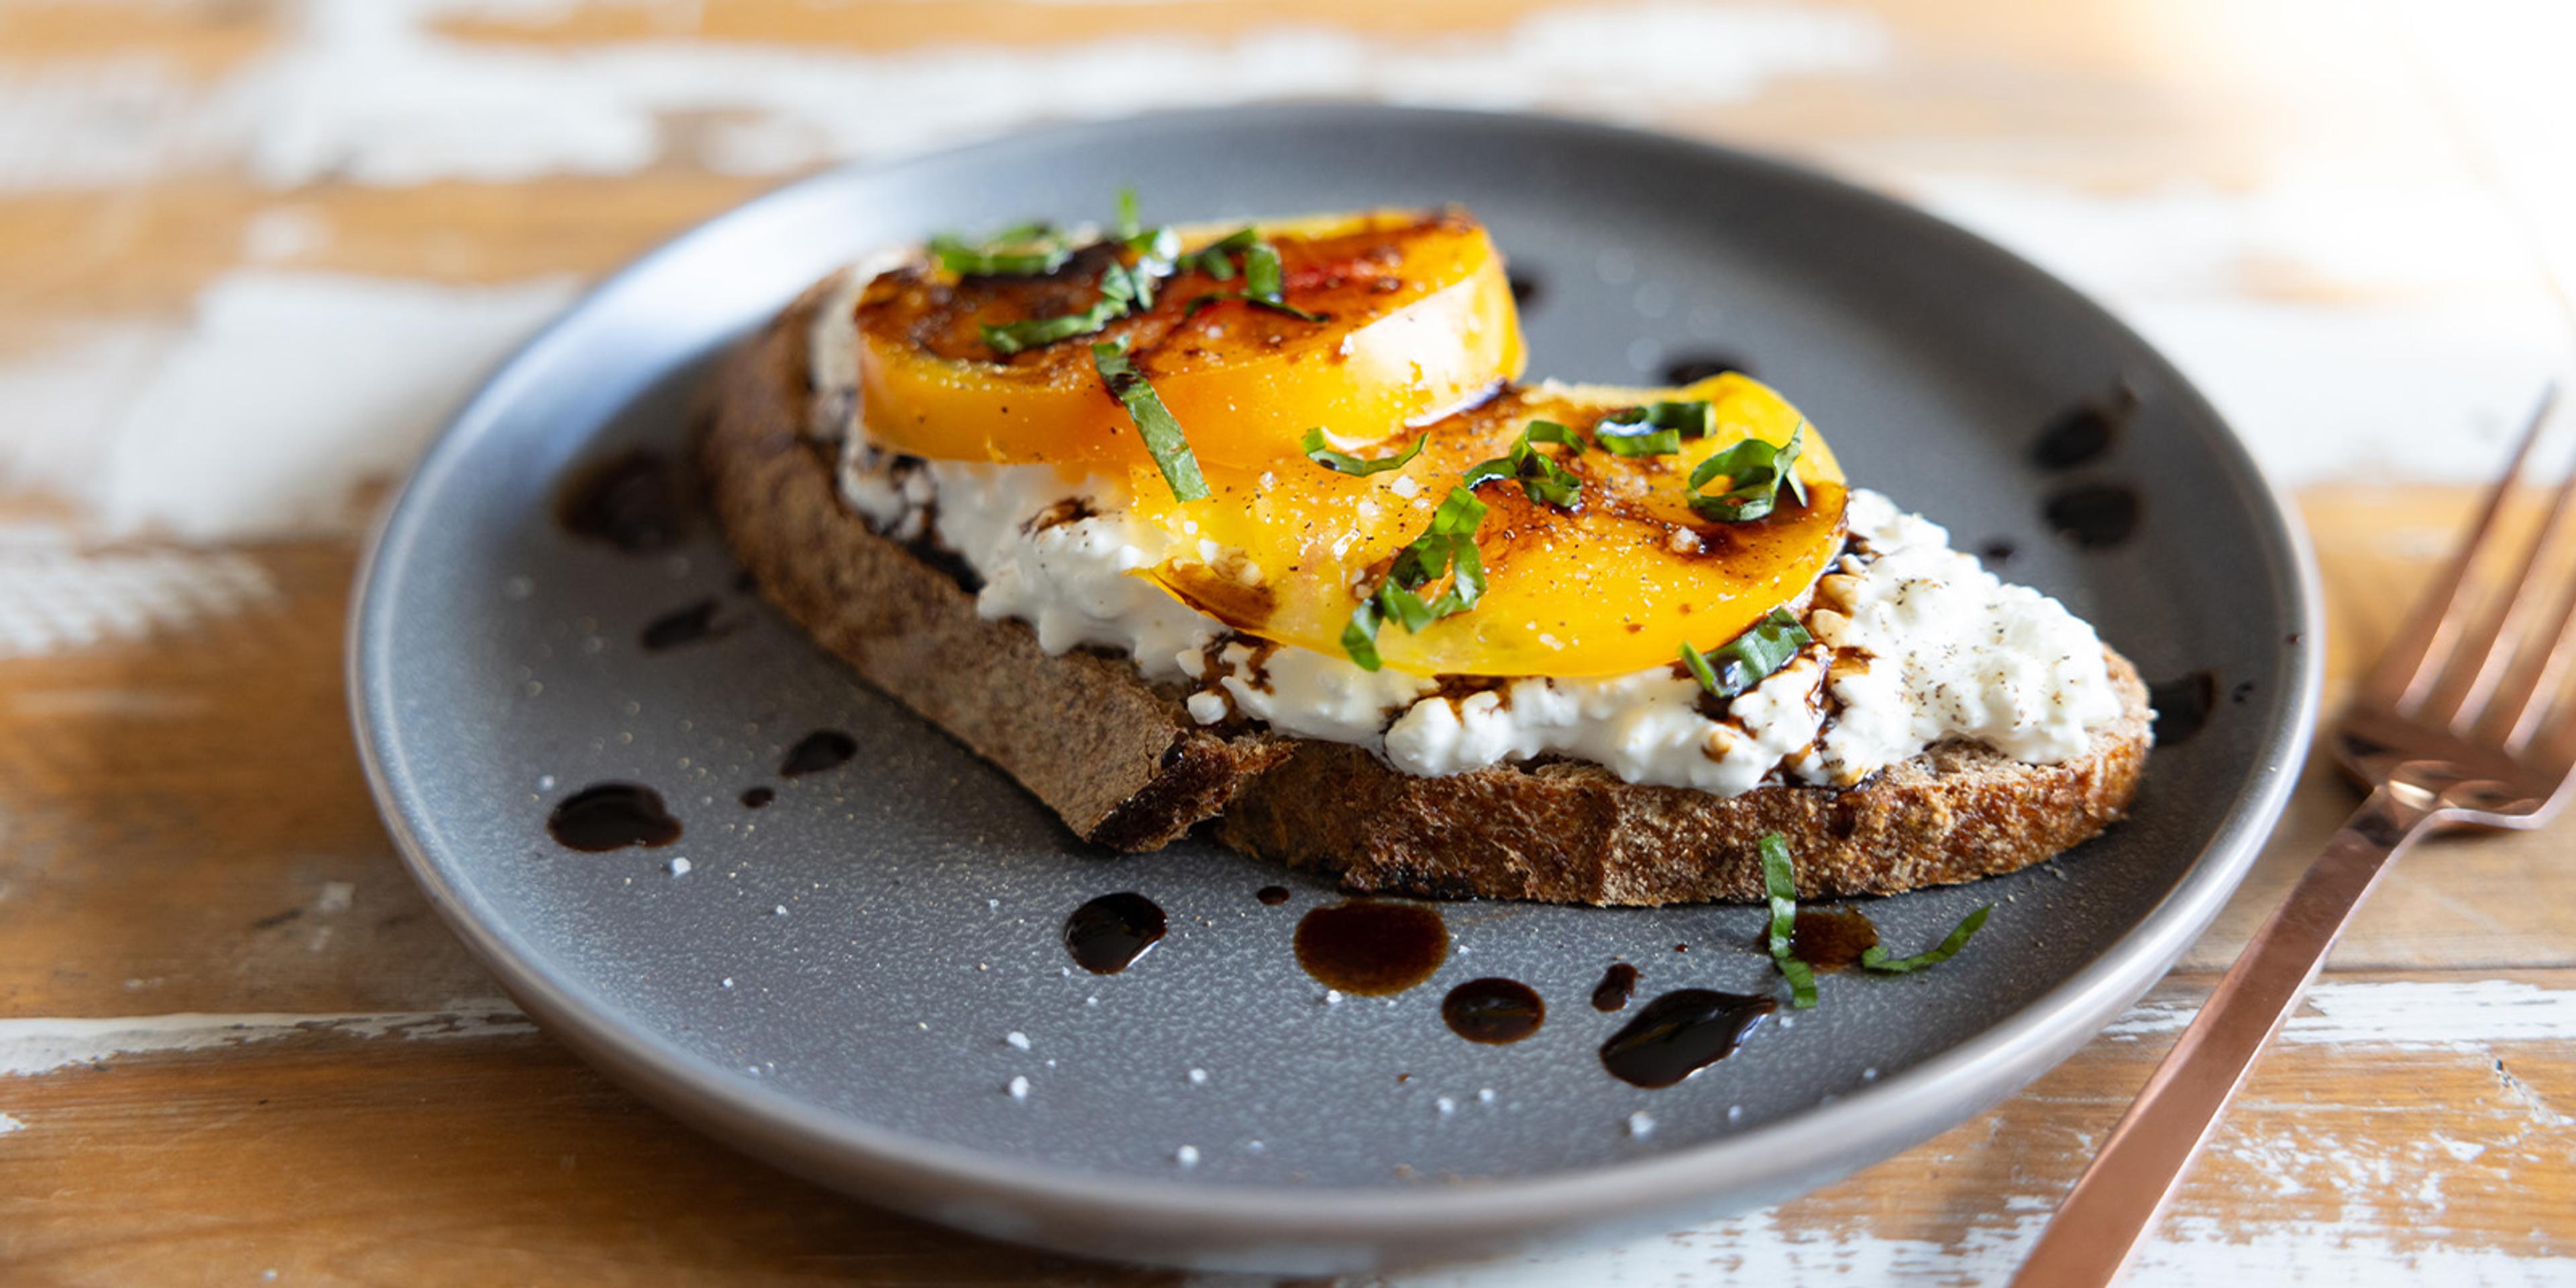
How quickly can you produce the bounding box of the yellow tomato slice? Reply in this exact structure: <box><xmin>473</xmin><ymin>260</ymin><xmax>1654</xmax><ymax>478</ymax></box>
<box><xmin>1129</xmin><ymin>374</ymin><xmax>1847</xmax><ymax>678</ymax></box>
<box><xmin>851</xmin><ymin>209</ymin><xmax>1524</xmax><ymax>470</ymax></box>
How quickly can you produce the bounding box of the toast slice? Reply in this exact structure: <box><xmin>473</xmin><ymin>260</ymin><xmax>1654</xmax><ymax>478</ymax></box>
<box><xmin>698</xmin><ymin>285</ymin><xmax>2149</xmax><ymax>904</ymax></box>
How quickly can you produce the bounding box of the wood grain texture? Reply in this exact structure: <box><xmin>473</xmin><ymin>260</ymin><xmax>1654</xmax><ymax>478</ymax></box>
<box><xmin>2</xmin><ymin>973</ymin><xmax>2567</xmax><ymax>1285</ymax></box>
<box><xmin>0</xmin><ymin>0</ymin><xmax>2570</xmax><ymax>1283</ymax></box>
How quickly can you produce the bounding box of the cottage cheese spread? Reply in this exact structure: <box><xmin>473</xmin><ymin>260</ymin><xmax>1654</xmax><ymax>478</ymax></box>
<box><xmin>809</xmin><ymin>269</ymin><xmax>2123</xmax><ymax>796</ymax></box>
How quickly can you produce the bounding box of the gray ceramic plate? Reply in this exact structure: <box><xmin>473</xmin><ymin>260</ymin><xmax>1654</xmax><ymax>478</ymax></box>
<box><xmin>352</xmin><ymin>105</ymin><xmax>2320</xmax><ymax>1275</ymax></box>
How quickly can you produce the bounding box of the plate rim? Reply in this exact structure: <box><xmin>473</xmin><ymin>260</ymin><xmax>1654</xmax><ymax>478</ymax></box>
<box><xmin>350</xmin><ymin>102</ymin><xmax>2325</xmax><ymax>1253</ymax></box>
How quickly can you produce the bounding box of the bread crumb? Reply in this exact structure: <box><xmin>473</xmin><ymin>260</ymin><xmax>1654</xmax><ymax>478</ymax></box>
<box><xmin>1627</xmin><ymin>1112</ymin><xmax>1655</xmax><ymax>1138</ymax></box>
<box><xmin>1175</xmin><ymin>1145</ymin><xmax>1200</xmax><ymax>1167</ymax></box>
<box><xmin>1006</xmin><ymin>1031</ymin><xmax>1030</xmax><ymax>1051</ymax></box>
<box><xmin>1007</xmin><ymin>1076</ymin><xmax>1030</xmax><ymax>1102</ymax></box>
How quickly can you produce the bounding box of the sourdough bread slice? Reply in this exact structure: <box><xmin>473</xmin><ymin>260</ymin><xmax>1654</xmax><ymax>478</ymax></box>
<box><xmin>698</xmin><ymin>286</ymin><xmax>2150</xmax><ymax>904</ymax></box>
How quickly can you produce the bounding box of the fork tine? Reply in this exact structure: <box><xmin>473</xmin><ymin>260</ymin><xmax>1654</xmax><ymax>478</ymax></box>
<box><xmin>2361</xmin><ymin>385</ymin><xmax>2560</xmax><ymax>710</ymax></box>
<box><xmin>2481</xmin><ymin>545</ymin><xmax>2576</xmax><ymax>749</ymax></box>
<box><xmin>2422</xmin><ymin>441</ymin><xmax>2576</xmax><ymax>727</ymax></box>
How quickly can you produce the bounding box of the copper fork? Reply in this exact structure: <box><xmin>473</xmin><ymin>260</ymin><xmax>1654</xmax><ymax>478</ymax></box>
<box><xmin>2012</xmin><ymin>387</ymin><xmax>2575</xmax><ymax>1287</ymax></box>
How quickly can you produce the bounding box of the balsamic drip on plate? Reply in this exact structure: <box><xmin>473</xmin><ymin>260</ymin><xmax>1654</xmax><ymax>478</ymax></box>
<box><xmin>1293</xmin><ymin>900</ymin><xmax>1447</xmax><ymax>996</ymax></box>
<box><xmin>546</xmin><ymin>783</ymin><xmax>682</xmax><ymax>852</ymax></box>
<box><xmin>1442</xmin><ymin>979</ymin><xmax>1545</xmax><ymax>1044</ymax></box>
<box><xmin>1599</xmin><ymin>989</ymin><xmax>1777</xmax><ymax>1089</ymax></box>
<box><xmin>2031</xmin><ymin>386</ymin><xmax>2137</xmax><ymax>470</ymax></box>
<box><xmin>1064</xmin><ymin>892</ymin><xmax>1167</xmax><ymax>975</ymax></box>
<box><xmin>555</xmin><ymin>449</ymin><xmax>691</xmax><ymax>553</ymax></box>
<box><xmin>1787</xmin><ymin>907</ymin><xmax>1880</xmax><ymax>971</ymax></box>
<box><xmin>2042</xmin><ymin>482</ymin><xmax>2141</xmax><ymax>548</ymax></box>
<box><xmin>2149</xmin><ymin>669</ymin><xmax>2220</xmax><ymax>744</ymax></box>
<box><xmin>1591</xmin><ymin>962</ymin><xmax>1640</xmax><ymax>1012</ymax></box>
<box><xmin>1662</xmin><ymin>352</ymin><xmax>1754</xmax><ymax>384</ymax></box>
<box><xmin>739</xmin><ymin>786</ymin><xmax>773</xmax><ymax>808</ymax></box>
<box><xmin>780</xmin><ymin>730</ymin><xmax>858</xmax><ymax>777</ymax></box>
<box><xmin>640</xmin><ymin>598</ymin><xmax>727</xmax><ymax>651</ymax></box>
<box><xmin>1255</xmin><ymin>885</ymin><xmax>1292</xmax><ymax>906</ymax></box>
<box><xmin>1507</xmin><ymin>272</ymin><xmax>1542</xmax><ymax>307</ymax></box>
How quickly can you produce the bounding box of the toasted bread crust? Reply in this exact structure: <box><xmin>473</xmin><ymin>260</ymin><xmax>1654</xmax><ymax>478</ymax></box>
<box><xmin>700</xmin><ymin>285</ymin><xmax>2149</xmax><ymax>903</ymax></box>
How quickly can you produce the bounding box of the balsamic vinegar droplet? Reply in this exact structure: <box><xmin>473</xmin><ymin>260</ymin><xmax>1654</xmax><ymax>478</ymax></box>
<box><xmin>2030</xmin><ymin>387</ymin><xmax>2136</xmax><ymax>471</ymax></box>
<box><xmin>556</xmin><ymin>449</ymin><xmax>691</xmax><ymax>553</ymax></box>
<box><xmin>547</xmin><ymin>783</ymin><xmax>682</xmax><ymax>852</ymax></box>
<box><xmin>2149</xmin><ymin>669</ymin><xmax>2220</xmax><ymax>744</ymax></box>
<box><xmin>1255</xmin><ymin>885</ymin><xmax>1292</xmax><ymax>906</ymax></box>
<box><xmin>1599</xmin><ymin>989</ymin><xmax>1776</xmax><ymax>1089</ymax></box>
<box><xmin>640</xmin><ymin>598</ymin><xmax>726</xmax><ymax>652</ymax></box>
<box><xmin>1758</xmin><ymin>907</ymin><xmax>1879</xmax><ymax>971</ymax></box>
<box><xmin>1442</xmin><ymin>979</ymin><xmax>1545</xmax><ymax>1044</ymax></box>
<box><xmin>1662</xmin><ymin>352</ymin><xmax>1755</xmax><ymax>384</ymax></box>
<box><xmin>780</xmin><ymin>730</ymin><xmax>857</xmax><ymax>777</ymax></box>
<box><xmin>1064</xmin><ymin>892</ymin><xmax>1167</xmax><ymax>975</ymax></box>
<box><xmin>2042</xmin><ymin>483</ymin><xmax>2141</xmax><ymax>548</ymax></box>
<box><xmin>739</xmin><ymin>786</ymin><xmax>773</xmax><ymax>808</ymax></box>
<box><xmin>1293</xmin><ymin>900</ymin><xmax>1447</xmax><ymax>996</ymax></box>
<box><xmin>1591</xmin><ymin>962</ymin><xmax>1640</xmax><ymax>1012</ymax></box>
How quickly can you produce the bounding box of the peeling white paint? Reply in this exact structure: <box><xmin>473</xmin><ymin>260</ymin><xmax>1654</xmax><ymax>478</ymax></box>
<box><xmin>0</xmin><ymin>528</ymin><xmax>278</xmax><ymax>659</ymax></box>
<box><xmin>1177</xmin><ymin>979</ymin><xmax>2576</xmax><ymax>1286</ymax></box>
<box><xmin>1216</xmin><ymin>1199</ymin><xmax>2576</xmax><ymax>1288</ymax></box>
<box><xmin>2105</xmin><ymin>978</ymin><xmax>2576</xmax><ymax>1048</ymax></box>
<box><xmin>0</xmin><ymin>270</ymin><xmax>577</xmax><ymax>542</ymax></box>
<box><xmin>0</xmin><ymin>0</ymin><xmax>1885</xmax><ymax>191</ymax></box>
<box><xmin>1909</xmin><ymin>176</ymin><xmax>2575</xmax><ymax>490</ymax></box>
<box><xmin>0</xmin><ymin>1002</ymin><xmax>532</xmax><ymax>1078</ymax></box>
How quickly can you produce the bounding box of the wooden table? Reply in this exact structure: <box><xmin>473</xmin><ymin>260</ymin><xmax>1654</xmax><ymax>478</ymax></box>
<box><xmin>2</xmin><ymin>2</ymin><xmax>2570</xmax><ymax>1283</ymax></box>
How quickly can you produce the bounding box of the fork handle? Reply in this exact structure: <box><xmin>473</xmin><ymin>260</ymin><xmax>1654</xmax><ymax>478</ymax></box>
<box><xmin>2009</xmin><ymin>785</ymin><xmax>2437</xmax><ymax>1287</ymax></box>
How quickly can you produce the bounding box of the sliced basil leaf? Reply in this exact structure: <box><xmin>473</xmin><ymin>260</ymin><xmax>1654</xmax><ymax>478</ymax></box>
<box><xmin>1595</xmin><ymin>400</ymin><xmax>1711</xmax><ymax>457</ymax></box>
<box><xmin>1301</xmin><ymin>427</ymin><xmax>1428</xmax><ymax>476</ymax></box>
<box><xmin>1340</xmin><ymin>597</ymin><xmax>1385</xmax><ymax>671</ymax></box>
<box><xmin>1678</xmin><ymin>640</ymin><xmax>1721</xmax><ymax>693</ymax></box>
<box><xmin>1686</xmin><ymin>423</ymin><xmax>1808</xmax><ymax>523</ymax></box>
<box><xmin>928</xmin><ymin>231</ymin><xmax>1071</xmax><ymax>277</ymax></box>
<box><xmin>1115</xmin><ymin>187</ymin><xmax>1142</xmax><ymax>241</ymax></box>
<box><xmin>1244</xmin><ymin>239</ymin><xmax>1284</xmax><ymax>300</ymax></box>
<box><xmin>1340</xmin><ymin>487</ymin><xmax>1488</xmax><ymax>670</ymax></box>
<box><xmin>1248</xmin><ymin>297</ymin><xmax>1328</xmax><ymax>323</ymax></box>
<box><xmin>1682</xmin><ymin>607</ymin><xmax>1811</xmax><ymax>700</ymax></box>
<box><xmin>981</xmin><ymin>258</ymin><xmax>1164</xmax><ymax>355</ymax></box>
<box><xmin>1091</xmin><ymin>339</ymin><xmax>1208</xmax><ymax>502</ymax></box>
<box><xmin>1178</xmin><ymin>231</ymin><xmax>1326</xmax><ymax>323</ymax></box>
<box><xmin>1188</xmin><ymin>227</ymin><xmax>1257</xmax><ymax>280</ymax></box>
<box><xmin>1131</xmin><ymin>224</ymin><xmax>1181</xmax><ymax>266</ymax></box>
<box><xmin>1760</xmin><ymin>832</ymin><xmax>1818</xmax><ymax>1010</ymax></box>
<box><xmin>1597</xmin><ymin>425</ymin><xmax>1681</xmax><ymax>457</ymax></box>
<box><xmin>1523</xmin><ymin>420</ymin><xmax>1587</xmax><ymax>454</ymax></box>
<box><xmin>1464</xmin><ymin>420</ymin><xmax>1584</xmax><ymax>509</ymax></box>
<box><xmin>1860</xmin><ymin>906</ymin><xmax>1993</xmax><ymax>973</ymax></box>
<box><xmin>981</xmin><ymin>304</ymin><xmax>1118</xmax><ymax>355</ymax></box>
